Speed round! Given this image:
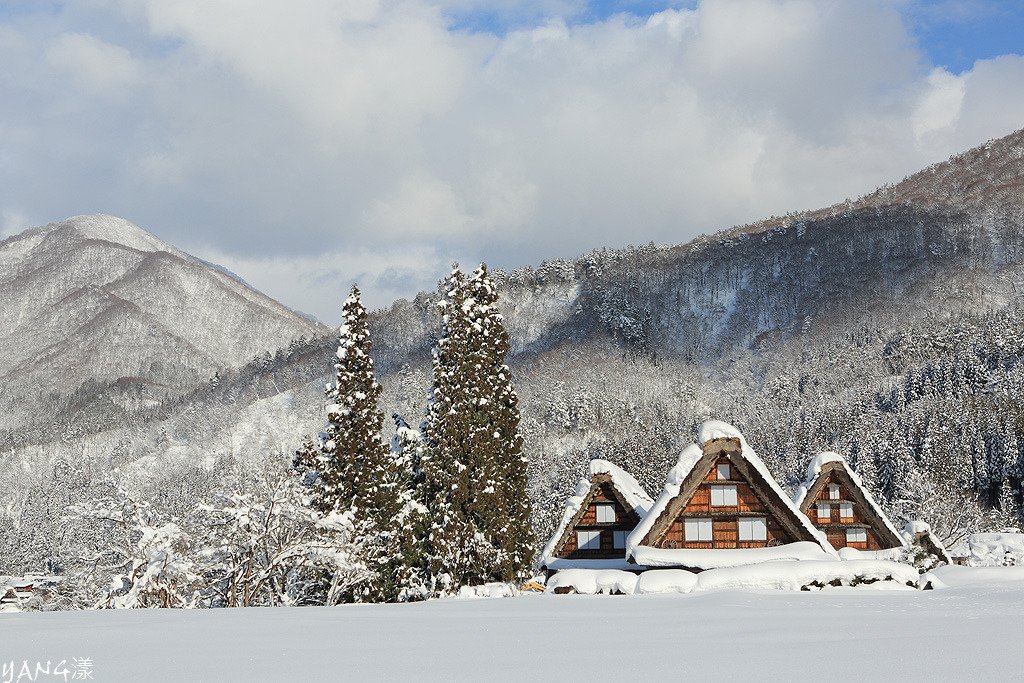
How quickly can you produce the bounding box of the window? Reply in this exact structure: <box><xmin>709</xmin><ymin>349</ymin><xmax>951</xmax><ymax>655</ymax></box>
<box><xmin>684</xmin><ymin>517</ymin><xmax>713</xmax><ymax>542</ymax></box>
<box><xmin>710</xmin><ymin>485</ymin><xmax>738</xmax><ymax>507</ymax></box>
<box><xmin>738</xmin><ymin>517</ymin><xmax>768</xmax><ymax>541</ymax></box>
<box><xmin>816</xmin><ymin>503</ymin><xmax>831</xmax><ymax>521</ymax></box>
<box><xmin>829</xmin><ymin>484</ymin><xmax>840</xmax><ymax>500</ymax></box>
<box><xmin>613</xmin><ymin>530</ymin><xmax>628</xmax><ymax>549</ymax></box>
<box><xmin>839</xmin><ymin>503</ymin><xmax>853</xmax><ymax>519</ymax></box>
<box><xmin>595</xmin><ymin>504</ymin><xmax>616</xmax><ymax>524</ymax></box>
<box><xmin>577</xmin><ymin>530</ymin><xmax>601</xmax><ymax>551</ymax></box>
<box><xmin>846</xmin><ymin>528</ymin><xmax>867</xmax><ymax>544</ymax></box>
<box><xmin>716</xmin><ymin>463</ymin><xmax>731</xmax><ymax>480</ymax></box>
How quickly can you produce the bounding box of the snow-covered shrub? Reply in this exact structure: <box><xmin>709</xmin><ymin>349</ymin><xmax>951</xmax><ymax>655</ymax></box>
<box><xmin>197</xmin><ymin>477</ymin><xmax>369</xmax><ymax>607</ymax></box>
<box><xmin>106</xmin><ymin>522</ymin><xmax>202</xmax><ymax>608</ymax></box>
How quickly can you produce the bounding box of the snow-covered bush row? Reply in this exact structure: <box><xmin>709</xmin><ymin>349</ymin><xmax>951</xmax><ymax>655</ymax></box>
<box><xmin>548</xmin><ymin>561</ymin><xmax>921</xmax><ymax>596</ymax></box>
<box><xmin>950</xmin><ymin>532</ymin><xmax>1024</xmax><ymax>567</ymax></box>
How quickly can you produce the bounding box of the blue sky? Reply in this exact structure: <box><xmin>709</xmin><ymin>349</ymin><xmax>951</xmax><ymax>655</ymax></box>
<box><xmin>446</xmin><ymin>0</ymin><xmax>1024</xmax><ymax>73</ymax></box>
<box><xmin>906</xmin><ymin>1</ymin><xmax>1024</xmax><ymax>73</ymax></box>
<box><xmin>1</xmin><ymin>0</ymin><xmax>1023</xmax><ymax>320</ymax></box>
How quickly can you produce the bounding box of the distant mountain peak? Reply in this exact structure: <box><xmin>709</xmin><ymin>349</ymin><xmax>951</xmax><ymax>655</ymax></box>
<box><xmin>44</xmin><ymin>214</ymin><xmax>177</xmax><ymax>255</ymax></box>
<box><xmin>0</xmin><ymin>213</ymin><xmax>326</xmax><ymax>431</ymax></box>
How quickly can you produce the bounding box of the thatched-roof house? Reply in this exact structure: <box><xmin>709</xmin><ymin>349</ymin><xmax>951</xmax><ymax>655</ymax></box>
<box><xmin>794</xmin><ymin>452</ymin><xmax>904</xmax><ymax>552</ymax></box>
<box><xmin>539</xmin><ymin>459</ymin><xmax>654</xmax><ymax>572</ymax></box>
<box><xmin>627</xmin><ymin>421</ymin><xmax>836</xmax><ymax>571</ymax></box>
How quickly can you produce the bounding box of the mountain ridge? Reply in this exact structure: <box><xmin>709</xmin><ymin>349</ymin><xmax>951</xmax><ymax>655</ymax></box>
<box><xmin>4</xmin><ymin>129</ymin><xmax>1024</xmax><ymax>560</ymax></box>
<box><xmin>0</xmin><ymin>214</ymin><xmax>327</xmax><ymax>430</ymax></box>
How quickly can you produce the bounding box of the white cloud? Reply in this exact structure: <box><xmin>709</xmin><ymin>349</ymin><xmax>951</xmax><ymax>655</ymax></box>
<box><xmin>1</xmin><ymin>209</ymin><xmax>30</xmax><ymax>239</ymax></box>
<box><xmin>195</xmin><ymin>243</ymin><xmax>461</xmax><ymax>322</ymax></box>
<box><xmin>2</xmin><ymin>0</ymin><xmax>1024</xmax><ymax>320</ymax></box>
<box><xmin>913</xmin><ymin>67</ymin><xmax>966</xmax><ymax>139</ymax></box>
<box><xmin>45</xmin><ymin>32</ymin><xmax>142</xmax><ymax>94</ymax></box>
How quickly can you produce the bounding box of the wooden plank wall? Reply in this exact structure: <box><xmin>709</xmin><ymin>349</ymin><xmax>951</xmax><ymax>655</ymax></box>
<box><xmin>560</xmin><ymin>482</ymin><xmax>640</xmax><ymax>559</ymax></box>
<box><xmin>656</xmin><ymin>457</ymin><xmax>795</xmax><ymax>550</ymax></box>
<box><xmin>806</xmin><ymin>472</ymin><xmax>883</xmax><ymax>550</ymax></box>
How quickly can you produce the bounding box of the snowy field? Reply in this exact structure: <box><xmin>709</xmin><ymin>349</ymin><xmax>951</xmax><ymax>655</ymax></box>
<box><xmin>2</xmin><ymin>567</ymin><xmax>1023</xmax><ymax>682</ymax></box>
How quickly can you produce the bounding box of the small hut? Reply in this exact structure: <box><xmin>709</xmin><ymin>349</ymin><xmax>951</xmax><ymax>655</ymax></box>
<box><xmin>628</xmin><ymin>421</ymin><xmax>836</xmax><ymax>571</ymax></box>
<box><xmin>538</xmin><ymin>459</ymin><xmax>654</xmax><ymax>572</ymax></box>
<box><xmin>794</xmin><ymin>453</ymin><xmax>904</xmax><ymax>552</ymax></box>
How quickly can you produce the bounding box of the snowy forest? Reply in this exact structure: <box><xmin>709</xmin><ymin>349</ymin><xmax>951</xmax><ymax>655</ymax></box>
<box><xmin>3</xmin><ymin>129</ymin><xmax>1024</xmax><ymax>608</ymax></box>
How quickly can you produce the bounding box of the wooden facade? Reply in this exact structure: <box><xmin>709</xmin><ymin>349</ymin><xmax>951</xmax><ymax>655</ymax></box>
<box><xmin>550</xmin><ymin>474</ymin><xmax>645</xmax><ymax>562</ymax></box>
<box><xmin>798</xmin><ymin>461</ymin><xmax>903</xmax><ymax>551</ymax></box>
<box><xmin>638</xmin><ymin>437</ymin><xmax>823</xmax><ymax>552</ymax></box>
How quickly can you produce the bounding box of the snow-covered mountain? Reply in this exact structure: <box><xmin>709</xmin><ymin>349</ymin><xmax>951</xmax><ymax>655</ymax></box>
<box><xmin>4</xmin><ymin>131</ymin><xmax>1024</xmax><ymax>571</ymax></box>
<box><xmin>0</xmin><ymin>214</ymin><xmax>326</xmax><ymax>430</ymax></box>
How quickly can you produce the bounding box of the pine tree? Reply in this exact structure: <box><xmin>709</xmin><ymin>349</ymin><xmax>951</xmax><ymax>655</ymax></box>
<box><xmin>461</xmin><ymin>264</ymin><xmax>533</xmax><ymax>582</ymax></box>
<box><xmin>386</xmin><ymin>414</ymin><xmax>431</xmax><ymax>601</ymax></box>
<box><xmin>294</xmin><ymin>286</ymin><xmax>406</xmax><ymax>602</ymax></box>
<box><xmin>420</xmin><ymin>266</ymin><xmax>490</xmax><ymax>593</ymax></box>
<box><xmin>419</xmin><ymin>264</ymin><xmax>532</xmax><ymax>594</ymax></box>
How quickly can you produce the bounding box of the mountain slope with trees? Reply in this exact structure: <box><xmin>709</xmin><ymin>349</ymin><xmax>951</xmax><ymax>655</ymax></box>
<box><xmin>4</xmin><ymin>130</ymin><xmax>1024</xmax><ymax>581</ymax></box>
<box><xmin>0</xmin><ymin>214</ymin><xmax>326</xmax><ymax>432</ymax></box>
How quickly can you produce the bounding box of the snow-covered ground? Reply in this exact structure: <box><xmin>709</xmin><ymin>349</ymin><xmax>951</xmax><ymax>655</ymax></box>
<box><xmin>2</xmin><ymin>567</ymin><xmax>1022</xmax><ymax>682</ymax></box>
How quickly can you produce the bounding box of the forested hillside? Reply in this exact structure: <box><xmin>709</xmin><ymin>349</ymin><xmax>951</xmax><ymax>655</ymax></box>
<box><xmin>3</xmin><ymin>129</ymin><xmax>1024</xmax><ymax>579</ymax></box>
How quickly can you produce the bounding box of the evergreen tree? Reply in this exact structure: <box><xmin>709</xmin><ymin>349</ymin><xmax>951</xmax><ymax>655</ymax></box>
<box><xmin>295</xmin><ymin>287</ymin><xmax>394</xmax><ymax>515</ymax></box>
<box><xmin>420</xmin><ymin>265</ymin><xmax>533</xmax><ymax>594</ymax></box>
<box><xmin>420</xmin><ymin>266</ymin><xmax>491</xmax><ymax>594</ymax></box>
<box><xmin>387</xmin><ymin>414</ymin><xmax>431</xmax><ymax>601</ymax></box>
<box><xmin>294</xmin><ymin>286</ymin><xmax>407</xmax><ymax>602</ymax></box>
<box><xmin>461</xmin><ymin>264</ymin><xmax>533</xmax><ymax>581</ymax></box>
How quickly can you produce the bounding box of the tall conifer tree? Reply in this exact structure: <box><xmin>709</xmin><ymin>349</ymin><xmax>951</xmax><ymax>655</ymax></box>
<box><xmin>420</xmin><ymin>265</ymin><xmax>532</xmax><ymax>593</ymax></box>
<box><xmin>294</xmin><ymin>286</ymin><xmax>406</xmax><ymax>601</ymax></box>
<box><xmin>461</xmin><ymin>264</ymin><xmax>533</xmax><ymax>582</ymax></box>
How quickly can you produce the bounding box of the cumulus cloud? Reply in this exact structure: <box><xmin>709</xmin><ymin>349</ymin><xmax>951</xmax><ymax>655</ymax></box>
<box><xmin>45</xmin><ymin>32</ymin><xmax>141</xmax><ymax>94</ymax></box>
<box><xmin>1</xmin><ymin>0</ymin><xmax>1024</xmax><ymax>321</ymax></box>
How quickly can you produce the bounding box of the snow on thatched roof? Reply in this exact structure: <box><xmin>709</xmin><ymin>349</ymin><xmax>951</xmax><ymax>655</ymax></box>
<box><xmin>904</xmin><ymin>521</ymin><xmax>953</xmax><ymax>565</ymax></box>
<box><xmin>538</xmin><ymin>459</ymin><xmax>654</xmax><ymax>570</ymax></box>
<box><xmin>795</xmin><ymin>451</ymin><xmax>904</xmax><ymax>546</ymax></box>
<box><xmin>626</xmin><ymin>420</ymin><xmax>836</xmax><ymax>569</ymax></box>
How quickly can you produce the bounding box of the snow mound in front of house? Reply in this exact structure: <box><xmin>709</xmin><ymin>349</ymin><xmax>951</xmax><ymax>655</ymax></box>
<box><xmin>554</xmin><ymin>560</ymin><xmax>920</xmax><ymax>596</ymax></box>
<box><xmin>545</xmin><ymin>569</ymin><xmax>639</xmax><ymax>595</ymax></box>
<box><xmin>633</xmin><ymin>541</ymin><xmax>836</xmax><ymax>570</ymax></box>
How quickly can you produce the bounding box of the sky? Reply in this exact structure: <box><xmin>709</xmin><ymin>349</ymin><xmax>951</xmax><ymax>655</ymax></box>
<box><xmin>1</xmin><ymin>0</ymin><xmax>1023</xmax><ymax>322</ymax></box>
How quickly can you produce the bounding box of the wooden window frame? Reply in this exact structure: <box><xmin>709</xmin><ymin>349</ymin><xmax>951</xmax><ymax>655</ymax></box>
<box><xmin>595</xmin><ymin>503</ymin><xmax>616</xmax><ymax>524</ymax></box>
<box><xmin>710</xmin><ymin>485</ymin><xmax>738</xmax><ymax>507</ymax></box>
<box><xmin>685</xmin><ymin>517</ymin><xmax>713</xmax><ymax>542</ymax></box>
<box><xmin>577</xmin><ymin>530</ymin><xmax>601</xmax><ymax>551</ymax></box>
<box><xmin>846</xmin><ymin>527</ymin><xmax>867</xmax><ymax>544</ymax></box>
<box><xmin>816</xmin><ymin>502</ymin><xmax>831</xmax><ymax>521</ymax></box>
<box><xmin>738</xmin><ymin>517</ymin><xmax>768</xmax><ymax>541</ymax></box>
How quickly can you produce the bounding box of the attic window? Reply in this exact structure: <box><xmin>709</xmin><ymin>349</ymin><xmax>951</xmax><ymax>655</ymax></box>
<box><xmin>738</xmin><ymin>517</ymin><xmax>767</xmax><ymax>541</ymax></box>
<box><xmin>710</xmin><ymin>485</ymin><xmax>738</xmax><ymax>507</ymax></box>
<box><xmin>684</xmin><ymin>517</ymin><xmax>713</xmax><ymax>541</ymax></box>
<box><xmin>839</xmin><ymin>503</ymin><xmax>853</xmax><ymax>519</ymax></box>
<box><xmin>577</xmin><ymin>530</ymin><xmax>601</xmax><ymax>551</ymax></box>
<box><xmin>595</xmin><ymin>504</ymin><xmax>616</xmax><ymax>523</ymax></box>
<box><xmin>613</xmin><ymin>530</ymin><xmax>627</xmax><ymax>549</ymax></box>
<box><xmin>846</xmin><ymin>528</ymin><xmax>867</xmax><ymax>544</ymax></box>
<box><xmin>816</xmin><ymin>503</ymin><xmax>831</xmax><ymax>521</ymax></box>
<box><xmin>829</xmin><ymin>484</ymin><xmax>840</xmax><ymax>500</ymax></box>
<box><xmin>716</xmin><ymin>463</ymin><xmax>731</xmax><ymax>480</ymax></box>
